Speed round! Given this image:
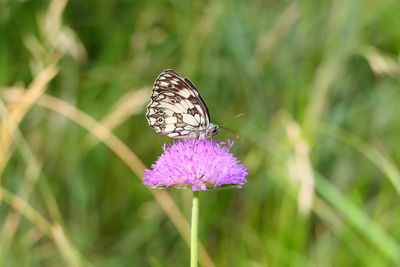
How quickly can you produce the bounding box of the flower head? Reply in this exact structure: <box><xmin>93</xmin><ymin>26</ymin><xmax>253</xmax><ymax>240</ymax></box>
<box><xmin>143</xmin><ymin>140</ymin><xmax>248</xmax><ymax>191</ymax></box>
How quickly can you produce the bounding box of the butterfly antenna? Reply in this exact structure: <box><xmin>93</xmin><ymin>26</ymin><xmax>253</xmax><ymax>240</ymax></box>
<box><xmin>219</xmin><ymin>114</ymin><xmax>244</xmax><ymax>126</ymax></box>
<box><xmin>220</xmin><ymin>126</ymin><xmax>239</xmax><ymax>138</ymax></box>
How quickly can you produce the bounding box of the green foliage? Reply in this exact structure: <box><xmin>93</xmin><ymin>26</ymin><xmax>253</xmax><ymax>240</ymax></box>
<box><xmin>1</xmin><ymin>0</ymin><xmax>400</xmax><ymax>266</ymax></box>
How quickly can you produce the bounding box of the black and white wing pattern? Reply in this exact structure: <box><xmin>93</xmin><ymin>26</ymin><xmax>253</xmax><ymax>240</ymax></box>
<box><xmin>146</xmin><ymin>69</ymin><xmax>219</xmax><ymax>139</ymax></box>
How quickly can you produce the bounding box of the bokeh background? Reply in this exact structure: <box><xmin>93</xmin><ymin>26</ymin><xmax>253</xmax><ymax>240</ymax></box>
<box><xmin>1</xmin><ymin>0</ymin><xmax>400</xmax><ymax>266</ymax></box>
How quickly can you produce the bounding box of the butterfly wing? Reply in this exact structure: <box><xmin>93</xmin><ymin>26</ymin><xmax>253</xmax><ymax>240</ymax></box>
<box><xmin>146</xmin><ymin>69</ymin><xmax>211</xmax><ymax>139</ymax></box>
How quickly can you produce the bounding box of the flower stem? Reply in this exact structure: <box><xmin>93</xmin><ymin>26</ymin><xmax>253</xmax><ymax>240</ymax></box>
<box><xmin>191</xmin><ymin>191</ymin><xmax>199</xmax><ymax>267</ymax></box>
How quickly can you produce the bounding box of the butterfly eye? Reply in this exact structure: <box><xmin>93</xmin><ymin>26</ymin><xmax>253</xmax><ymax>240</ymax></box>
<box><xmin>157</xmin><ymin>117</ymin><xmax>164</xmax><ymax>123</ymax></box>
<box><xmin>158</xmin><ymin>109</ymin><xmax>164</xmax><ymax>115</ymax></box>
<box><xmin>175</xmin><ymin>96</ymin><xmax>181</xmax><ymax>102</ymax></box>
<box><xmin>170</xmin><ymin>99</ymin><xmax>177</xmax><ymax>104</ymax></box>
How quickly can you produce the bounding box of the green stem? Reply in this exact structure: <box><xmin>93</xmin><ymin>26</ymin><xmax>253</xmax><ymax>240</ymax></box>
<box><xmin>191</xmin><ymin>191</ymin><xmax>199</xmax><ymax>267</ymax></box>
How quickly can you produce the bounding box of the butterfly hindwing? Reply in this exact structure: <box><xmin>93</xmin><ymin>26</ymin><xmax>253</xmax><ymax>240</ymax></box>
<box><xmin>146</xmin><ymin>70</ymin><xmax>210</xmax><ymax>138</ymax></box>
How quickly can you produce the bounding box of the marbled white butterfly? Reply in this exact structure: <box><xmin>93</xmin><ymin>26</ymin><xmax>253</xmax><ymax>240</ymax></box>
<box><xmin>146</xmin><ymin>69</ymin><xmax>220</xmax><ymax>139</ymax></box>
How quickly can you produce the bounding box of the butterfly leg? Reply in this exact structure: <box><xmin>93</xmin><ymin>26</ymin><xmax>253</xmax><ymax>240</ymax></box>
<box><xmin>210</xmin><ymin>137</ymin><xmax>218</xmax><ymax>154</ymax></box>
<box><xmin>191</xmin><ymin>140</ymin><xmax>196</xmax><ymax>158</ymax></box>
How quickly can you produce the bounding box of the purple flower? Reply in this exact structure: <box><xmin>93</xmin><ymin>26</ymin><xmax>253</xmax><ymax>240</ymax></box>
<box><xmin>143</xmin><ymin>140</ymin><xmax>248</xmax><ymax>191</ymax></box>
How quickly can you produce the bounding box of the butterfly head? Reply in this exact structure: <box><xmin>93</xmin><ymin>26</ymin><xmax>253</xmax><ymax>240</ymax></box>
<box><xmin>208</xmin><ymin>123</ymin><xmax>220</xmax><ymax>137</ymax></box>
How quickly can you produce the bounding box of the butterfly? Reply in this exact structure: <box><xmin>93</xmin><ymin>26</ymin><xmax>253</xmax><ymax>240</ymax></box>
<box><xmin>146</xmin><ymin>69</ymin><xmax>220</xmax><ymax>139</ymax></box>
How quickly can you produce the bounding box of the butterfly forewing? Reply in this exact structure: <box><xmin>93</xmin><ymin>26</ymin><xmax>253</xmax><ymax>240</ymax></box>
<box><xmin>146</xmin><ymin>69</ymin><xmax>212</xmax><ymax>139</ymax></box>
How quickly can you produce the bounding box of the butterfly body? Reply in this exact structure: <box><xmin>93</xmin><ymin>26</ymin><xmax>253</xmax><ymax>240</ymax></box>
<box><xmin>146</xmin><ymin>69</ymin><xmax>219</xmax><ymax>139</ymax></box>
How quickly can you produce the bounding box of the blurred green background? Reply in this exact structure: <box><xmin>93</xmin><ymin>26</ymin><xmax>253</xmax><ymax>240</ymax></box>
<box><xmin>1</xmin><ymin>0</ymin><xmax>400</xmax><ymax>266</ymax></box>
